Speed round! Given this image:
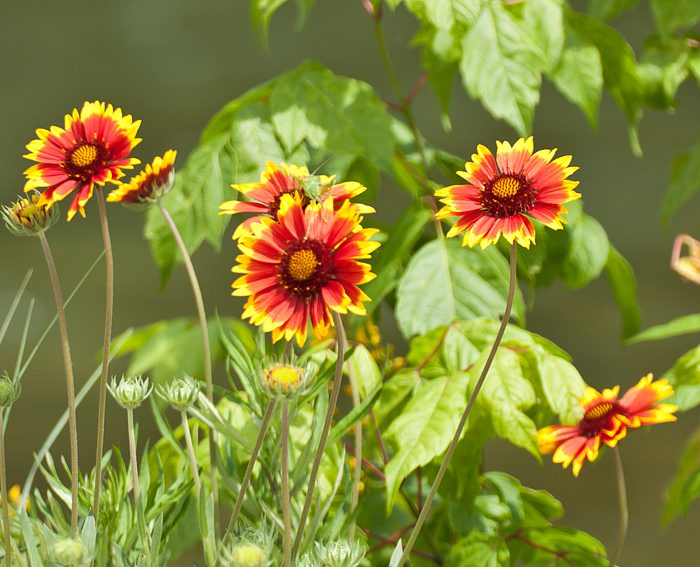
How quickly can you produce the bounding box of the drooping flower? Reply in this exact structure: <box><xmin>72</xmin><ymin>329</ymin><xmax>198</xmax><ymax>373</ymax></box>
<box><xmin>232</xmin><ymin>194</ymin><xmax>379</xmax><ymax>346</ymax></box>
<box><xmin>220</xmin><ymin>161</ymin><xmax>373</xmax><ymax>239</ymax></box>
<box><xmin>671</xmin><ymin>233</ymin><xmax>700</xmax><ymax>285</ymax></box>
<box><xmin>23</xmin><ymin>101</ymin><xmax>141</xmax><ymax>220</ymax></box>
<box><xmin>538</xmin><ymin>374</ymin><xmax>677</xmax><ymax>477</ymax></box>
<box><xmin>435</xmin><ymin>137</ymin><xmax>580</xmax><ymax>249</ymax></box>
<box><xmin>107</xmin><ymin>150</ymin><xmax>176</xmax><ymax>208</ymax></box>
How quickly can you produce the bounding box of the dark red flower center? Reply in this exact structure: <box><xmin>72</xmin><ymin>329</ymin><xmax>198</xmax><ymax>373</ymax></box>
<box><xmin>278</xmin><ymin>240</ymin><xmax>334</xmax><ymax>299</ymax></box>
<box><xmin>65</xmin><ymin>142</ymin><xmax>107</xmax><ymax>180</ymax></box>
<box><xmin>580</xmin><ymin>400</ymin><xmax>620</xmax><ymax>437</ymax></box>
<box><xmin>584</xmin><ymin>401</ymin><xmax>614</xmax><ymax>421</ymax></box>
<box><xmin>481</xmin><ymin>173</ymin><xmax>537</xmax><ymax>218</ymax></box>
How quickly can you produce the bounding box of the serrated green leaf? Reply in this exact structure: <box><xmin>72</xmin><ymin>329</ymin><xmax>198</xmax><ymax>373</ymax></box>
<box><xmin>475</xmin><ymin>347</ymin><xmax>539</xmax><ymax>457</ymax></box>
<box><xmin>606</xmin><ymin>245</ymin><xmax>641</xmax><ymax>339</ymax></box>
<box><xmin>662</xmin><ymin>344</ymin><xmax>700</xmax><ymax>411</ymax></box>
<box><xmin>534</xmin><ymin>350</ymin><xmax>585</xmax><ymax>425</ymax></box>
<box><xmin>396</xmin><ymin>238</ymin><xmax>524</xmax><ymax>338</ymax></box>
<box><xmin>445</xmin><ymin>532</ymin><xmax>510</xmax><ymax>567</ymax></box>
<box><xmin>639</xmin><ymin>35</ymin><xmax>691</xmax><ymax>109</ymax></box>
<box><xmin>628</xmin><ymin>313</ymin><xmax>700</xmax><ymax>344</ymax></box>
<box><xmin>384</xmin><ymin>372</ymin><xmax>470</xmax><ymax>510</ymax></box>
<box><xmin>662</xmin><ymin>139</ymin><xmax>700</xmax><ymax>221</ymax></box>
<box><xmin>560</xmin><ymin>214</ymin><xmax>609</xmax><ymax>288</ymax></box>
<box><xmin>663</xmin><ymin>427</ymin><xmax>700</xmax><ymax>524</ymax></box>
<box><xmin>460</xmin><ymin>2</ymin><xmax>543</xmax><ymax>135</ymax></box>
<box><xmin>651</xmin><ymin>0</ymin><xmax>700</xmax><ymax>35</ymax></box>
<box><xmin>550</xmin><ymin>28</ymin><xmax>603</xmax><ymax>128</ymax></box>
<box><xmin>523</xmin><ymin>0</ymin><xmax>564</xmax><ymax>74</ymax></box>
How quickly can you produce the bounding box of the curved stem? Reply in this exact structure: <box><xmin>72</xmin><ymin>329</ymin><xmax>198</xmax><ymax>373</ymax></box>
<box><xmin>281</xmin><ymin>400</ymin><xmax>292</xmax><ymax>567</ymax></box>
<box><xmin>227</xmin><ymin>399</ymin><xmax>277</xmax><ymax>533</ymax></box>
<box><xmin>292</xmin><ymin>311</ymin><xmax>347</xmax><ymax>557</ymax></box>
<box><xmin>181</xmin><ymin>411</ymin><xmax>202</xmax><ymax>494</ymax></box>
<box><xmin>93</xmin><ymin>189</ymin><xmax>114</xmax><ymax>522</ymax></box>
<box><xmin>38</xmin><ymin>233</ymin><xmax>79</xmax><ymax>536</ymax></box>
<box><xmin>611</xmin><ymin>447</ymin><xmax>628</xmax><ymax>566</ymax></box>
<box><xmin>0</xmin><ymin>409</ymin><xmax>12</xmax><ymax>567</ymax></box>
<box><xmin>159</xmin><ymin>203</ymin><xmax>218</xmax><ymax>510</ymax></box>
<box><xmin>397</xmin><ymin>244</ymin><xmax>518</xmax><ymax>566</ymax></box>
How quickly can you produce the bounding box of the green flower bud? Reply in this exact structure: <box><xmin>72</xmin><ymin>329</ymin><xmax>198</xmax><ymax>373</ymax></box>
<box><xmin>50</xmin><ymin>537</ymin><xmax>87</xmax><ymax>567</ymax></box>
<box><xmin>313</xmin><ymin>540</ymin><xmax>366</xmax><ymax>567</ymax></box>
<box><xmin>157</xmin><ymin>375</ymin><xmax>200</xmax><ymax>411</ymax></box>
<box><xmin>2</xmin><ymin>192</ymin><xmax>59</xmax><ymax>237</ymax></box>
<box><xmin>108</xmin><ymin>374</ymin><xmax>152</xmax><ymax>409</ymax></box>
<box><xmin>0</xmin><ymin>372</ymin><xmax>20</xmax><ymax>408</ymax></box>
<box><xmin>225</xmin><ymin>543</ymin><xmax>269</xmax><ymax>567</ymax></box>
<box><xmin>261</xmin><ymin>363</ymin><xmax>306</xmax><ymax>398</ymax></box>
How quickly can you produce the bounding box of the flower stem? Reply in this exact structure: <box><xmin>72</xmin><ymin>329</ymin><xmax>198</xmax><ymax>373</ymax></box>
<box><xmin>0</xmin><ymin>409</ymin><xmax>12</xmax><ymax>567</ymax></box>
<box><xmin>397</xmin><ymin>244</ymin><xmax>518</xmax><ymax>566</ymax></box>
<box><xmin>281</xmin><ymin>400</ymin><xmax>292</xmax><ymax>567</ymax></box>
<box><xmin>158</xmin><ymin>202</ymin><xmax>218</xmax><ymax>510</ymax></box>
<box><xmin>611</xmin><ymin>447</ymin><xmax>628</xmax><ymax>566</ymax></box>
<box><xmin>93</xmin><ymin>189</ymin><xmax>114</xmax><ymax>522</ymax></box>
<box><xmin>181</xmin><ymin>411</ymin><xmax>202</xmax><ymax>495</ymax></box>
<box><xmin>38</xmin><ymin>232</ymin><xmax>79</xmax><ymax>536</ymax></box>
<box><xmin>126</xmin><ymin>408</ymin><xmax>140</xmax><ymax>505</ymax></box>
<box><xmin>344</xmin><ymin>336</ymin><xmax>362</xmax><ymax>539</ymax></box>
<box><xmin>292</xmin><ymin>311</ymin><xmax>347</xmax><ymax>557</ymax></box>
<box><xmin>227</xmin><ymin>399</ymin><xmax>277</xmax><ymax>533</ymax></box>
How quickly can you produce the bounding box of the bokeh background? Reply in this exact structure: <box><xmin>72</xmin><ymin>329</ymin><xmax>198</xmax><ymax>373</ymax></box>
<box><xmin>1</xmin><ymin>1</ymin><xmax>699</xmax><ymax>565</ymax></box>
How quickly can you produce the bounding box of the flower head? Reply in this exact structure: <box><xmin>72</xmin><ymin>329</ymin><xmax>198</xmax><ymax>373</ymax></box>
<box><xmin>232</xmin><ymin>194</ymin><xmax>379</xmax><ymax>346</ymax></box>
<box><xmin>299</xmin><ymin>540</ymin><xmax>366</xmax><ymax>567</ymax></box>
<box><xmin>0</xmin><ymin>371</ymin><xmax>20</xmax><ymax>408</ymax></box>
<box><xmin>261</xmin><ymin>363</ymin><xmax>307</xmax><ymax>398</ymax></box>
<box><xmin>157</xmin><ymin>375</ymin><xmax>200</xmax><ymax>411</ymax></box>
<box><xmin>220</xmin><ymin>161</ymin><xmax>373</xmax><ymax>239</ymax></box>
<box><xmin>2</xmin><ymin>192</ymin><xmax>59</xmax><ymax>236</ymax></box>
<box><xmin>24</xmin><ymin>101</ymin><xmax>141</xmax><ymax>221</ymax></box>
<box><xmin>107</xmin><ymin>150</ymin><xmax>177</xmax><ymax>208</ymax></box>
<box><xmin>224</xmin><ymin>523</ymin><xmax>274</xmax><ymax>567</ymax></box>
<box><xmin>50</xmin><ymin>538</ymin><xmax>87</xmax><ymax>567</ymax></box>
<box><xmin>436</xmin><ymin>137</ymin><xmax>580</xmax><ymax>249</ymax></box>
<box><xmin>538</xmin><ymin>374</ymin><xmax>677</xmax><ymax>477</ymax></box>
<box><xmin>108</xmin><ymin>374</ymin><xmax>152</xmax><ymax>409</ymax></box>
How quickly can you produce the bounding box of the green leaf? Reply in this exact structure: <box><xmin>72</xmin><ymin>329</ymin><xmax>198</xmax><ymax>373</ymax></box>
<box><xmin>662</xmin><ymin>139</ymin><xmax>700</xmax><ymax>221</ymax></box>
<box><xmin>396</xmin><ymin>238</ymin><xmax>524</xmax><ymax>338</ymax></box>
<box><xmin>460</xmin><ymin>2</ymin><xmax>544</xmax><ymax>135</ymax></box>
<box><xmin>639</xmin><ymin>35</ymin><xmax>691</xmax><ymax>109</ymax></box>
<box><xmin>475</xmin><ymin>347</ymin><xmax>539</xmax><ymax>457</ymax></box>
<box><xmin>508</xmin><ymin>526</ymin><xmax>608</xmax><ymax>566</ymax></box>
<box><xmin>445</xmin><ymin>532</ymin><xmax>510</xmax><ymax>567</ymax></box>
<box><xmin>628</xmin><ymin>314</ymin><xmax>700</xmax><ymax>344</ymax></box>
<box><xmin>347</xmin><ymin>344</ymin><xmax>381</xmax><ymax>398</ymax></box>
<box><xmin>560</xmin><ymin>214</ymin><xmax>609</xmax><ymax>288</ymax></box>
<box><xmin>534</xmin><ymin>350</ymin><xmax>585</xmax><ymax>425</ymax></box>
<box><xmin>662</xmin><ymin>344</ymin><xmax>700</xmax><ymax>411</ymax></box>
<box><xmin>589</xmin><ymin>0</ymin><xmax>640</xmax><ymax>21</ymax></box>
<box><xmin>663</xmin><ymin>427</ymin><xmax>700</xmax><ymax>524</ymax></box>
<box><xmin>651</xmin><ymin>0</ymin><xmax>700</xmax><ymax>35</ymax></box>
<box><xmin>384</xmin><ymin>372</ymin><xmax>470</xmax><ymax>510</ymax></box>
<box><xmin>251</xmin><ymin>0</ymin><xmax>289</xmax><ymax>41</ymax></box>
<box><xmin>550</xmin><ymin>28</ymin><xmax>603</xmax><ymax>128</ymax></box>
<box><xmin>606</xmin><ymin>245</ymin><xmax>642</xmax><ymax>339</ymax></box>
<box><xmin>523</xmin><ymin>0</ymin><xmax>564</xmax><ymax>74</ymax></box>
<box><xmin>270</xmin><ymin>61</ymin><xmax>395</xmax><ymax>171</ymax></box>
<box><xmin>567</xmin><ymin>10</ymin><xmax>643</xmax><ymax>155</ymax></box>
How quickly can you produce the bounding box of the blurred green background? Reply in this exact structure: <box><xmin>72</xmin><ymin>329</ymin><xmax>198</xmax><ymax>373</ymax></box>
<box><xmin>1</xmin><ymin>1</ymin><xmax>699</xmax><ymax>564</ymax></box>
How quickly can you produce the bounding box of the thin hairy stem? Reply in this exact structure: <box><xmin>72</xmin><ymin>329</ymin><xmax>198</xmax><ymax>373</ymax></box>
<box><xmin>93</xmin><ymin>189</ymin><xmax>114</xmax><ymax>521</ymax></box>
<box><xmin>341</xmin><ymin>332</ymin><xmax>362</xmax><ymax>539</ymax></box>
<box><xmin>227</xmin><ymin>399</ymin><xmax>277</xmax><ymax>533</ymax></box>
<box><xmin>292</xmin><ymin>311</ymin><xmax>347</xmax><ymax>557</ymax></box>
<box><xmin>159</xmin><ymin>203</ymin><xmax>218</xmax><ymax>510</ymax></box>
<box><xmin>126</xmin><ymin>409</ymin><xmax>140</xmax><ymax>504</ymax></box>
<box><xmin>181</xmin><ymin>411</ymin><xmax>202</xmax><ymax>494</ymax></box>
<box><xmin>398</xmin><ymin>244</ymin><xmax>518</xmax><ymax>566</ymax></box>
<box><xmin>281</xmin><ymin>400</ymin><xmax>292</xmax><ymax>567</ymax></box>
<box><xmin>0</xmin><ymin>409</ymin><xmax>12</xmax><ymax>567</ymax></box>
<box><xmin>611</xmin><ymin>448</ymin><xmax>628</xmax><ymax>566</ymax></box>
<box><xmin>38</xmin><ymin>233</ymin><xmax>79</xmax><ymax>535</ymax></box>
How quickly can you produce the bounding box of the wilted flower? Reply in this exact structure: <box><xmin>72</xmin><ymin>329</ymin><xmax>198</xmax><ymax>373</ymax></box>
<box><xmin>107</xmin><ymin>150</ymin><xmax>177</xmax><ymax>208</ymax></box>
<box><xmin>232</xmin><ymin>194</ymin><xmax>379</xmax><ymax>345</ymax></box>
<box><xmin>157</xmin><ymin>375</ymin><xmax>200</xmax><ymax>411</ymax></box>
<box><xmin>435</xmin><ymin>137</ymin><xmax>580</xmax><ymax>249</ymax></box>
<box><xmin>108</xmin><ymin>374</ymin><xmax>152</xmax><ymax>409</ymax></box>
<box><xmin>671</xmin><ymin>233</ymin><xmax>700</xmax><ymax>285</ymax></box>
<box><xmin>23</xmin><ymin>101</ymin><xmax>141</xmax><ymax>221</ymax></box>
<box><xmin>538</xmin><ymin>374</ymin><xmax>677</xmax><ymax>477</ymax></box>
<box><xmin>2</xmin><ymin>192</ymin><xmax>59</xmax><ymax>236</ymax></box>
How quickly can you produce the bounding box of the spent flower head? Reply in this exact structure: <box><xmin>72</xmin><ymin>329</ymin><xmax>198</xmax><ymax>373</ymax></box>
<box><xmin>157</xmin><ymin>375</ymin><xmax>200</xmax><ymax>411</ymax></box>
<box><xmin>2</xmin><ymin>192</ymin><xmax>59</xmax><ymax>236</ymax></box>
<box><xmin>108</xmin><ymin>374</ymin><xmax>152</xmax><ymax>409</ymax></box>
<box><xmin>0</xmin><ymin>371</ymin><xmax>20</xmax><ymax>408</ymax></box>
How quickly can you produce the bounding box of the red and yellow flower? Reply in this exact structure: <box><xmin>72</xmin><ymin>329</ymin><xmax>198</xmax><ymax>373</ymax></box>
<box><xmin>538</xmin><ymin>374</ymin><xmax>677</xmax><ymax>477</ymax></box>
<box><xmin>435</xmin><ymin>137</ymin><xmax>580</xmax><ymax>249</ymax></box>
<box><xmin>232</xmin><ymin>194</ymin><xmax>379</xmax><ymax>345</ymax></box>
<box><xmin>23</xmin><ymin>101</ymin><xmax>141</xmax><ymax>220</ymax></box>
<box><xmin>220</xmin><ymin>161</ymin><xmax>373</xmax><ymax>239</ymax></box>
<box><xmin>107</xmin><ymin>150</ymin><xmax>177</xmax><ymax>207</ymax></box>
